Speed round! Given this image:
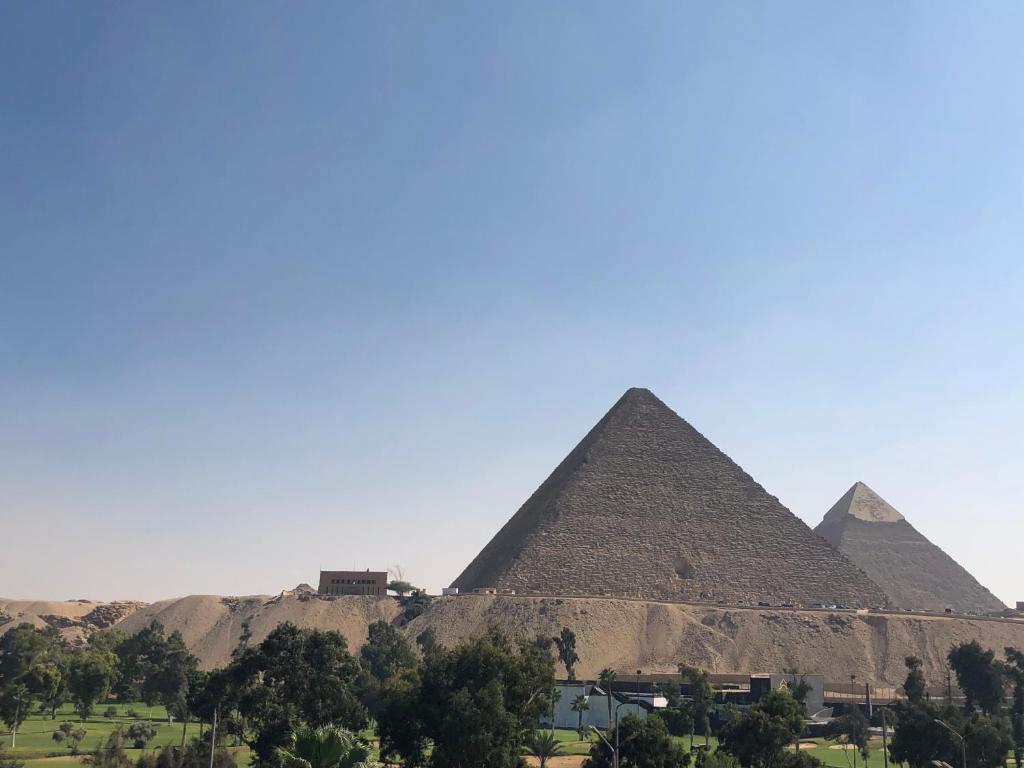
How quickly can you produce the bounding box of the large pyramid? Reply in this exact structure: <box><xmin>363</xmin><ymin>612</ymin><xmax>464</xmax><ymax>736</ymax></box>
<box><xmin>814</xmin><ymin>482</ymin><xmax>1005</xmax><ymax>613</ymax></box>
<box><xmin>452</xmin><ymin>388</ymin><xmax>888</xmax><ymax>607</ymax></box>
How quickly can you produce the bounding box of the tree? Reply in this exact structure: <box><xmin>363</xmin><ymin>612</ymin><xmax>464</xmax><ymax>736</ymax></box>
<box><xmin>681</xmin><ymin>666</ymin><xmax>714</xmax><ymax>748</ymax></box>
<box><xmin>572</xmin><ymin>694</ymin><xmax>590</xmax><ymax>738</ymax></box>
<box><xmin>126</xmin><ymin>721</ymin><xmax>159</xmax><ymax>750</ymax></box>
<box><xmin>233</xmin><ymin>621</ymin><xmax>253</xmax><ymax>661</ymax></box>
<box><xmin>719</xmin><ymin>689</ymin><xmax>804</xmax><ymax>768</ymax></box>
<box><xmin>0</xmin><ymin>624</ymin><xmax>57</xmax><ymax>686</ymax></box>
<box><xmin>826</xmin><ymin>708</ymin><xmax>869</xmax><ymax>768</ymax></box>
<box><xmin>888</xmin><ymin>701</ymin><xmax>962</xmax><ymax>768</ymax></box>
<box><xmin>659</xmin><ymin>706</ymin><xmax>694</xmax><ymax>739</ymax></box>
<box><xmin>903</xmin><ymin>656</ymin><xmax>926</xmax><ymax>704</ymax></box>
<box><xmin>224</xmin><ymin>624</ymin><xmax>367</xmax><ymax>766</ymax></box>
<box><xmin>377</xmin><ymin>630</ymin><xmax>554</xmax><ymax>768</ymax></box>
<box><xmin>552</xmin><ymin>628</ymin><xmax>579</xmax><ymax>681</ymax></box>
<box><xmin>387</xmin><ymin>581</ymin><xmax>414</xmax><ymax>597</ymax></box>
<box><xmin>359</xmin><ymin>621</ymin><xmax>415</xmax><ymax>683</ymax></box>
<box><xmin>53</xmin><ymin>721</ymin><xmax>88</xmax><ymax>755</ymax></box>
<box><xmin>68</xmin><ymin>647</ymin><xmax>117</xmax><ymax>721</ymax></box>
<box><xmin>0</xmin><ymin>684</ymin><xmax>30</xmax><ymax>748</ymax></box>
<box><xmin>276</xmin><ymin>725</ymin><xmax>372</xmax><ymax>768</ymax></box>
<box><xmin>1006</xmin><ymin>647</ymin><xmax>1024</xmax><ymax>768</ymax></box>
<box><xmin>964</xmin><ymin>714</ymin><xmax>1014</xmax><ymax>768</ymax></box>
<box><xmin>948</xmin><ymin>641</ymin><xmax>1004</xmax><ymax>715</ymax></box>
<box><xmin>414</xmin><ymin>628</ymin><xmax>440</xmax><ymax>658</ymax></box>
<box><xmin>112</xmin><ymin>622</ymin><xmax>164</xmax><ymax>702</ymax></box>
<box><xmin>599</xmin><ymin>669</ymin><xmax>618</xmax><ymax>726</ymax></box>
<box><xmin>525</xmin><ymin>731</ymin><xmax>564</xmax><ymax>768</ymax></box>
<box><xmin>583</xmin><ymin>713</ymin><xmax>690</xmax><ymax>768</ymax></box>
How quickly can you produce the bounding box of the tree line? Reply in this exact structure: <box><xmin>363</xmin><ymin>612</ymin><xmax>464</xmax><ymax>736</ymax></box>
<box><xmin>2</xmin><ymin>620</ymin><xmax>1023</xmax><ymax>768</ymax></box>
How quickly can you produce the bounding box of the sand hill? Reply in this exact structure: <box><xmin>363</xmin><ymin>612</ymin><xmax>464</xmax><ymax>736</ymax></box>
<box><xmin>116</xmin><ymin>592</ymin><xmax>403</xmax><ymax>668</ymax></box>
<box><xmin>64</xmin><ymin>591</ymin><xmax>1021</xmax><ymax>687</ymax></box>
<box><xmin>0</xmin><ymin>598</ymin><xmax>144</xmax><ymax>645</ymax></box>
<box><xmin>815</xmin><ymin>482</ymin><xmax>1006</xmax><ymax>614</ymax></box>
<box><xmin>453</xmin><ymin>388</ymin><xmax>887</xmax><ymax>608</ymax></box>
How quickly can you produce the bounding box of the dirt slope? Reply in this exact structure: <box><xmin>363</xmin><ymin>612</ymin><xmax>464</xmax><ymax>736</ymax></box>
<box><xmin>116</xmin><ymin>593</ymin><xmax>403</xmax><ymax>669</ymax></box>
<box><xmin>0</xmin><ymin>598</ymin><xmax>144</xmax><ymax>645</ymax></box>
<box><xmin>411</xmin><ymin>595</ymin><xmax>1024</xmax><ymax>686</ymax></box>
<box><xmin>107</xmin><ymin>592</ymin><xmax>1024</xmax><ymax>685</ymax></box>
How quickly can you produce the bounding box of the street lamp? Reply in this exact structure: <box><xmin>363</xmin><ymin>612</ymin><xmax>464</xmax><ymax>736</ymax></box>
<box><xmin>609</xmin><ymin>698</ymin><xmax>638</xmax><ymax>768</ymax></box>
<box><xmin>636</xmin><ymin>669</ymin><xmax>643</xmax><ymax>718</ymax></box>
<box><xmin>935</xmin><ymin>719</ymin><xmax>967</xmax><ymax>768</ymax></box>
<box><xmin>590</xmin><ymin>726</ymin><xmax>617</xmax><ymax>768</ymax></box>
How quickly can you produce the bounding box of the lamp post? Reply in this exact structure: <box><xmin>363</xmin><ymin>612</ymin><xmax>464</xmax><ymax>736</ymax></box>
<box><xmin>610</xmin><ymin>699</ymin><xmax>636</xmax><ymax>768</ymax></box>
<box><xmin>636</xmin><ymin>669</ymin><xmax>643</xmax><ymax>719</ymax></box>
<box><xmin>590</xmin><ymin>726</ymin><xmax>617</xmax><ymax>768</ymax></box>
<box><xmin>935</xmin><ymin>718</ymin><xmax>967</xmax><ymax>768</ymax></box>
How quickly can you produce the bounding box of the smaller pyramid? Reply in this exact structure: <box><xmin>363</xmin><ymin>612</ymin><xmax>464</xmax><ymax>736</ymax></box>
<box><xmin>815</xmin><ymin>482</ymin><xmax>1005</xmax><ymax>613</ymax></box>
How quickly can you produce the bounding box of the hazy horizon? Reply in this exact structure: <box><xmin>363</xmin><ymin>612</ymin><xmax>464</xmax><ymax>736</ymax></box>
<box><xmin>3</xmin><ymin>3</ymin><xmax>1022</xmax><ymax>606</ymax></box>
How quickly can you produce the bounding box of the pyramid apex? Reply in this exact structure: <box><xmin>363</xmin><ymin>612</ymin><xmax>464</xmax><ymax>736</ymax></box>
<box><xmin>831</xmin><ymin>482</ymin><xmax>905</xmax><ymax>524</ymax></box>
<box><xmin>622</xmin><ymin>386</ymin><xmax>657</xmax><ymax>399</ymax></box>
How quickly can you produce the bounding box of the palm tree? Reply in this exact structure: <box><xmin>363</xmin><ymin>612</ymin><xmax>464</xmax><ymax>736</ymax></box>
<box><xmin>549</xmin><ymin>686</ymin><xmax>562</xmax><ymax>733</ymax></box>
<box><xmin>571</xmin><ymin>694</ymin><xmax>590</xmax><ymax>739</ymax></box>
<box><xmin>277</xmin><ymin>725</ymin><xmax>373</xmax><ymax>768</ymax></box>
<box><xmin>598</xmin><ymin>668</ymin><xmax>617</xmax><ymax>727</ymax></box>
<box><xmin>524</xmin><ymin>730</ymin><xmax>565</xmax><ymax>768</ymax></box>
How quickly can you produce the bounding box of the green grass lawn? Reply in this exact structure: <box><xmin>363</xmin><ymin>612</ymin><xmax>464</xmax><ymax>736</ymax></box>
<box><xmin>535</xmin><ymin>732</ymin><xmax>1014</xmax><ymax>767</ymax></box>
<box><xmin>541</xmin><ymin>728</ymin><xmax>720</xmax><ymax>756</ymax></box>
<box><xmin>2</xmin><ymin>701</ymin><xmax>227</xmax><ymax>767</ymax></box>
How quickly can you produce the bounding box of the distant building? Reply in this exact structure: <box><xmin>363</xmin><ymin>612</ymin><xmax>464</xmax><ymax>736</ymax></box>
<box><xmin>750</xmin><ymin>673</ymin><xmax>825</xmax><ymax>715</ymax></box>
<box><xmin>318</xmin><ymin>570</ymin><xmax>387</xmax><ymax>596</ymax></box>
<box><xmin>539</xmin><ymin>682</ymin><xmax>664</xmax><ymax>730</ymax></box>
<box><xmin>1017</xmin><ymin>601</ymin><xmax>1024</xmax><ymax>612</ymax></box>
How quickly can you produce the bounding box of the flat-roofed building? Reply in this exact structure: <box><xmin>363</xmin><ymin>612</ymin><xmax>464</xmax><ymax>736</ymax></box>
<box><xmin>318</xmin><ymin>570</ymin><xmax>387</xmax><ymax>596</ymax></box>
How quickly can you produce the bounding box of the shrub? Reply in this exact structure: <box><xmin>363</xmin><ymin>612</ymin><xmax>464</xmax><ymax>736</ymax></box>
<box><xmin>146</xmin><ymin>741</ymin><xmax>237</xmax><ymax>768</ymax></box>
<box><xmin>54</xmin><ymin>722</ymin><xmax>88</xmax><ymax>755</ymax></box>
<box><xmin>104</xmin><ymin>707</ymin><xmax>119</xmax><ymax>719</ymax></box>
<box><xmin>126</xmin><ymin>721</ymin><xmax>158</xmax><ymax>750</ymax></box>
<box><xmin>88</xmin><ymin>729</ymin><xmax>133</xmax><ymax>768</ymax></box>
<box><xmin>0</xmin><ymin>744</ymin><xmax>26</xmax><ymax>768</ymax></box>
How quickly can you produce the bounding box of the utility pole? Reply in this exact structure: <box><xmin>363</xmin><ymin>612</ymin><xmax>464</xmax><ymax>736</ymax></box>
<box><xmin>865</xmin><ymin>682</ymin><xmax>872</xmax><ymax>720</ymax></box>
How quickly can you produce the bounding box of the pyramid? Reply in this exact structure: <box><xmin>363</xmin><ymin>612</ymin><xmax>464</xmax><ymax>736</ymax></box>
<box><xmin>452</xmin><ymin>388</ymin><xmax>888</xmax><ymax>607</ymax></box>
<box><xmin>814</xmin><ymin>482</ymin><xmax>1005</xmax><ymax>613</ymax></box>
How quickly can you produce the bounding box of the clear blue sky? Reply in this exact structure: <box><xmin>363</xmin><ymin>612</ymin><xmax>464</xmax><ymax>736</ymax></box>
<box><xmin>2</xmin><ymin>3</ymin><xmax>1021</xmax><ymax>605</ymax></box>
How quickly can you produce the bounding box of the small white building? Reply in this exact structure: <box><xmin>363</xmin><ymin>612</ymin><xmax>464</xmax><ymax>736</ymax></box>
<box><xmin>539</xmin><ymin>682</ymin><xmax>666</xmax><ymax>731</ymax></box>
